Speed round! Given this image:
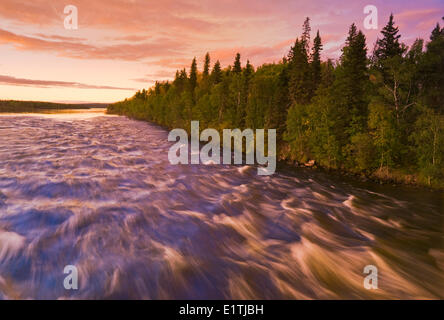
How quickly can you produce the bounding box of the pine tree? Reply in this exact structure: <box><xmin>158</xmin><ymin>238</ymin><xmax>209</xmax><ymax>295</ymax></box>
<box><xmin>239</xmin><ymin>60</ymin><xmax>254</xmax><ymax>127</ymax></box>
<box><xmin>345</xmin><ymin>23</ymin><xmax>358</xmax><ymax>48</ymax></box>
<box><xmin>233</xmin><ymin>53</ymin><xmax>242</xmax><ymax>74</ymax></box>
<box><xmin>420</xmin><ymin>18</ymin><xmax>444</xmax><ymax>113</ymax></box>
<box><xmin>154</xmin><ymin>82</ymin><xmax>160</xmax><ymax>95</ymax></box>
<box><xmin>244</xmin><ymin>60</ymin><xmax>254</xmax><ymax>79</ymax></box>
<box><xmin>373</xmin><ymin>14</ymin><xmax>403</xmax><ymax>63</ymax></box>
<box><xmin>275</xmin><ymin>60</ymin><xmax>291</xmax><ymax>131</ymax></box>
<box><xmin>173</xmin><ymin>70</ymin><xmax>180</xmax><ymax>83</ymax></box>
<box><xmin>228</xmin><ymin>54</ymin><xmax>244</xmax><ymax>127</ymax></box>
<box><xmin>371</xmin><ymin>15</ymin><xmax>407</xmax><ymax>118</ymax></box>
<box><xmin>211</xmin><ymin>60</ymin><xmax>223</xmax><ymax>84</ymax></box>
<box><xmin>189</xmin><ymin>57</ymin><xmax>198</xmax><ymax>94</ymax></box>
<box><xmin>203</xmin><ymin>53</ymin><xmax>211</xmax><ymax>78</ymax></box>
<box><xmin>430</xmin><ymin>23</ymin><xmax>442</xmax><ymax>41</ymax></box>
<box><xmin>334</xmin><ymin>24</ymin><xmax>368</xmax><ymax>143</ymax></box>
<box><xmin>180</xmin><ymin>68</ymin><xmax>187</xmax><ymax>79</ymax></box>
<box><xmin>173</xmin><ymin>68</ymin><xmax>188</xmax><ymax>92</ymax></box>
<box><xmin>301</xmin><ymin>17</ymin><xmax>311</xmax><ymax>53</ymax></box>
<box><xmin>311</xmin><ymin>30</ymin><xmax>323</xmax><ymax>93</ymax></box>
<box><xmin>288</xmin><ymin>38</ymin><xmax>310</xmax><ymax>105</ymax></box>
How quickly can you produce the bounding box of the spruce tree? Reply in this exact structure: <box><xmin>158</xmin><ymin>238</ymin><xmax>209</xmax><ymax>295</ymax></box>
<box><xmin>173</xmin><ymin>70</ymin><xmax>180</xmax><ymax>84</ymax></box>
<box><xmin>336</xmin><ymin>24</ymin><xmax>368</xmax><ymax>137</ymax></box>
<box><xmin>430</xmin><ymin>23</ymin><xmax>442</xmax><ymax>41</ymax></box>
<box><xmin>173</xmin><ymin>68</ymin><xmax>188</xmax><ymax>92</ymax></box>
<box><xmin>288</xmin><ymin>38</ymin><xmax>310</xmax><ymax>105</ymax></box>
<box><xmin>203</xmin><ymin>53</ymin><xmax>210</xmax><ymax>78</ymax></box>
<box><xmin>301</xmin><ymin>17</ymin><xmax>311</xmax><ymax>53</ymax></box>
<box><xmin>211</xmin><ymin>60</ymin><xmax>223</xmax><ymax>84</ymax></box>
<box><xmin>420</xmin><ymin>18</ymin><xmax>444</xmax><ymax>113</ymax></box>
<box><xmin>239</xmin><ymin>60</ymin><xmax>254</xmax><ymax>127</ymax></box>
<box><xmin>244</xmin><ymin>60</ymin><xmax>254</xmax><ymax>78</ymax></box>
<box><xmin>189</xmin><ymin>57</ymin><xmax>198</xmax><ymax>94</ymax></box>
<box><xmin>233</xmin><ymin>53</ymin><xmax>242</xmax><ymax>74</ymax></box>
<box><xmin>373</xmin><ymin>14</ymin><xmax>403</xmax><ymax>63</ymax></box>
<box><xmin>311</xmin><ymin>30</ymin><xmax>323</xmax><ymax>93</ymax></box>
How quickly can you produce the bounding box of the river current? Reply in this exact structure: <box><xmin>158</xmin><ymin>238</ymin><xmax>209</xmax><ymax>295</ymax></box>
<box><xmin>0</xmin><ymin>109</ymin><xmax>442</xmax><ymax>299</ymax></box>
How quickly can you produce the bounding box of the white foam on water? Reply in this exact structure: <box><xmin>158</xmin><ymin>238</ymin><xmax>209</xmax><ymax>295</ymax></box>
<box><xmin>237</xmin><ymin>165</ymin><xmax>252</xmax><ymax>174</ymax></box>
<box><xmin>0</xmin><ymin>231</ymin><xmax>26</xmax><ymax>260</ymax></box>
<box><xmin>202</xmin><ymin>159</ymin><xmax>217</xmax><ymax>165</ymax></box>
<box><xmin>343</xmin><ymin>195</ymin><xmax>355</xmax><ymax>210</ymax></box>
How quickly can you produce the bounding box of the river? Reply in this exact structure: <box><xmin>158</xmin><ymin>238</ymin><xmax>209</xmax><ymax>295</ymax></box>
<box><xmin>0</xmin><ymin>109</ymin><xmax>442</xmax><ymax>299</ymax></box>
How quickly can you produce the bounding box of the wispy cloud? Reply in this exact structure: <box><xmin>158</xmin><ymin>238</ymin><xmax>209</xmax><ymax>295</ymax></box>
<box><xmin>0</xmin><ymin>28</ymin><xmax>186</xmax><ymax>61</ymax></box>
<box><xmin>0</xmin><ymin>75</ymin><xmax>135</xmax><ymax>90</ymax></box>
<box><xmin>33</xmin><ymin>33</ymin><xmax>87</xmax><ymax>42</ymax></box>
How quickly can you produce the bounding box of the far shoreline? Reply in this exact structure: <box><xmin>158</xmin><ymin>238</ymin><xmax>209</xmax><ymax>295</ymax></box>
<box><xmin>0</xmin><ymin>100</ymin><xmax>109</xmax><ymax>113</ymax></box>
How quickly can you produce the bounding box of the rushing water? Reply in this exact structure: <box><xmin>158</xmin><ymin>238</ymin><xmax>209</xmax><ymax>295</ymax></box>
<box><xmin>0</xmin><ymin>109</ymin><xmax>442</xmax><ymax>299</ymax></box>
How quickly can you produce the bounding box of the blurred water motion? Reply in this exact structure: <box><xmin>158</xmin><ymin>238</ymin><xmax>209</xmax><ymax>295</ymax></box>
<box><xmin>0</xmin><ymin>110</ymin><xmax>442</xmax><ymax>299</ymax></box>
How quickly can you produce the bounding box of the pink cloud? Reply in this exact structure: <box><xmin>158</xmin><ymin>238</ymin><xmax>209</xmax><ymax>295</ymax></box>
<box><xmin>0</xmin><ymin>74</ymin><xmax>135</xmax><ymax>90</ymax></box>
<box><xmin>33</xmin><ymin>33</ymin><xmax>87</xmax><ymax>42</ymax></box>
<box><xmin>395</xmin><ymin>8</ymin><xmax>442</xmax><ymax>35</ymax></box>
<box><xmin>0</xmin><ymin>28</ymin><xmax>186</xmax><ymax>61</ymax></box>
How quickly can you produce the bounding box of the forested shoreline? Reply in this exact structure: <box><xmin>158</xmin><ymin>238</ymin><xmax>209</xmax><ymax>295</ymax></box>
<box><xmin>108</xmin><ymin>15</ymin><xmax>444</xmax><ymax>188</ymax></box>
<box><xmin>0</xmin><ymin>100</ymin><xmax>108</xmax><ymax>112</ymax></box>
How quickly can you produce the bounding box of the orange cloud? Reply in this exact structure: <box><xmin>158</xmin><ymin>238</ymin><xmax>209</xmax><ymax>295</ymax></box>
<box><xmin>0</xmin><ymin>28</ymin><xmax>186</xmax><ymax>61</ymax></box>
<box><xmin>0</xmin><ymin>74</ymin><xmax>135</xmax><ymax>90</ymax></box>
<box><xmin>0</xmin><ymin>0</ymin><xmax>217</xmax><ymax>34</ymax></box>
<box><xmin>33</xmin><ymin>33</ymin><xmax>87</xmax><ymax>42</ymax></box>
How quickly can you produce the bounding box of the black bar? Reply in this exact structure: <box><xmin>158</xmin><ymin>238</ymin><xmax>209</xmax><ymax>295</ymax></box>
<box><xmin>1</xmin><ymin>300</ymin><xmax>442</xmax><ymax>319</ymax></box>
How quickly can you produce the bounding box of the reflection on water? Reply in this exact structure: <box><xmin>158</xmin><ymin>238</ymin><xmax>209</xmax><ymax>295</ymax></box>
<box><xmin>0</xmin><ymin>108</ymin><xmax>109</xmax><ymax>120</ymax></box>
<box><xmin>0</xmin><ymin>110</ymin><xmax>443</xmax><ymax>299</ymax></box>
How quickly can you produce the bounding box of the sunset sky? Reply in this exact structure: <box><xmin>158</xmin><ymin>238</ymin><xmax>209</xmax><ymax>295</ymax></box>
<box><xmin>0</xmin><ymin>0</ymin><xmax>442</xmax><ymax>103</ymax></box>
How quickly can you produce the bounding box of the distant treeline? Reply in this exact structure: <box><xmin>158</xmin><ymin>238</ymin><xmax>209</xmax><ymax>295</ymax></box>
<box><xmin>0</xmin><ymin>100</ymin><xmax>108</xmax><ymax>112</ymax></box>
<box><xmin>108</xmin><ymin>15</ymin><xmax>444</xmax><ymax>187</ymax></box>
